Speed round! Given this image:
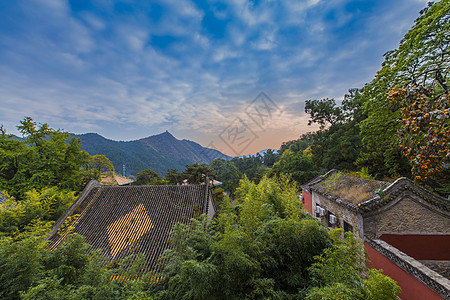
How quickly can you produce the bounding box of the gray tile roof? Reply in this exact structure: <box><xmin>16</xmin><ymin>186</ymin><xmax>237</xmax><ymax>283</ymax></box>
<box><xmin>302</xmin><ymin>170</ymin><xmax>449</xmax><ymax>213</ymax></box>
<box><xmin>47</xmin><ymin>180</ymin><xmax>215</xmax><ymax>274</ymax></box>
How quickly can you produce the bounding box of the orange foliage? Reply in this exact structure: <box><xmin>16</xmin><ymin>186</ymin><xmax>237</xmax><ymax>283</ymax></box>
<box><xmin>389</xmin><ymin>86</ymin><xmax>449</xmax><ymax>182</ymax></box>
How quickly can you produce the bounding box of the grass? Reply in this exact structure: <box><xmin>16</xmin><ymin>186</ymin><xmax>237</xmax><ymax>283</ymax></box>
<box><xmin>319</xmin><ymin>171</ymin><xmax>386</xmax><ymax>204</ymax></box>
<box><xmin>331</xmin><ymin>185</ymin><xmax>374</xmax><ymax>204</ymax></box>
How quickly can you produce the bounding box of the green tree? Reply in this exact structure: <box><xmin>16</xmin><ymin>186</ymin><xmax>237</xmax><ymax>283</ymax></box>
<box><xmin>0</xmin><ymin>187</ymin><xmax>75</xmax><ymax>234</ymax></box>
<box><xmin>208</xmin><ymin>159</ymin><xmax>241</xmax><ymax>193</ymax></box>
<box><xmin>307</xmin><ymin>229</ymin><xmax>401</xmax><ymax>300</ymax></box>
<box><xmin>230</xmin><ymin>155</ymin><xmax>266</xmax><ymax>182</ymax></box>
<box><xmin>211</xmin><ymin>187</ymin><xmax>226</xmax><ymax>204</ymax></box>
<box><xmin>359</xmin><ymin>0</ymin><xmax>449</xmax><ymax>184</ymax></box>
<box><xmin>133</xmin><ymin>169</ymin><xmax>162</xmax><ymax>185</ymax></box>
<box><xmin>0</xmin><ymin>221</ymin><xmax>51</xmax><ymax>299</ymax></box>
<box><xmin>0</xmin><ymin>118</ymin><xmax>90</xmax><ymax>199</ymax></box>
<box><xmin>2</xmin><ymin>230</ymin><xmax>156</xmax><ymax>300</ymax></box>
<box><xmin>165</xmin><ymin>168</ymin><xmax>183</xmax><ymax>185</ymax></box>
<box><xmin>182</xmin><ymin>163</ymin><xmax>217</xmax><ymax>184</ymax></box>
<box><xmin>256</xmin><ymin>218</ymin><xmax>331</xmax><ymax>293</ymax></box>
<box><xmin>262</xmin><ymin>149</ymin><xmax>279</xmax><ymax>167</ymax></box>
<box><xmin>303</xmin><ymin>89</ymin><xmax>366</xmax><ymax>174</ymax></box>
<box><xmin>0</xmin><ymin>127</ymin><xmax>24</xmax><ymax>191</ymax></box>
<box><xmin>279</xmin><ymin>133</ymin><xmax>314</xmax><ymax>156</ymax></box>
<box><xmin>274</xmin><ymin>149</ymin><xmax>319</xmax><ymax>185</ymax></box>
<box><xmin>156</xmin><ymin>176</ymin><xmax>334</xmax><ymax>299</ymax></box>
<box><xmin>83</xmin><ymin>154</ymin><xmax>115</xmax><ymax>184</ymax></box>
<box><xmin>305</xmin><ymin>98</ymin><xmax>344</xmax><ymax>130</ymax></box>
<box><xmin>44</xmin><ymin>234</ymin><xmax>91</xmax><ymax>285</ymax></box>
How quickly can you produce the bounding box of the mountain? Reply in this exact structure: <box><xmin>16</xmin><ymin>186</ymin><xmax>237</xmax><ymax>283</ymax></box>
<box><xmin>75</xmin><ymin>131</ymin><xmax>231</xmax><ymax>176</ymax></box>
<box><xmin>256</xmin><ymin>149</ymin><xmax>279</xmax><ymax>156</ymax></box>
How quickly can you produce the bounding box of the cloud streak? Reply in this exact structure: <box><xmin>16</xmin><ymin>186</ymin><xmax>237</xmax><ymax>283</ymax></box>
<box><xmin>0</xmin><ymin>0</ymin><xmax>427</xmax><ymax>154</ymax></box>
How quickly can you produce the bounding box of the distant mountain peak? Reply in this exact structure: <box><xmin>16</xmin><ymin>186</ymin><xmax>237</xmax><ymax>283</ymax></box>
<box><xmin>161</xmin><ymin>130</ymin><xmax>174</xmax><ymax>137</ymax></box>
<box><xmin>75</xmin><ymin>131</ymin><xmax>231</xmax><ymax>176</ymax></box>
<box><xmin>137</xmin><ymin>131</ymin><xmax>176</xmax><ymax>142</ymax></box>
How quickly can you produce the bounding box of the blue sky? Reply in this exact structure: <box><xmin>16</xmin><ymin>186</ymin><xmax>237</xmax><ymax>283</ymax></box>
<box><xmin>0</xmin><ymin>0</ymin><xmax>428</xmax><ymax>155</ymax></box>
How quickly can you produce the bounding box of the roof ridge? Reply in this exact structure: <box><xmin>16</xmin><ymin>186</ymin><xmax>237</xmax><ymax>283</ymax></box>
<box><xmin>301</xmin><ymin>169</ymin><xmax>339</xmax><ymax>191</ymax></box>
<box><xmin>359</xmin><ymin>178</ymin><xmax>449</xmax><ymax>213</ymax></box>
<box><xmin>46</xmin><ymin>180</ymin><xmax>101</xmax><ymax>240</ymax></box>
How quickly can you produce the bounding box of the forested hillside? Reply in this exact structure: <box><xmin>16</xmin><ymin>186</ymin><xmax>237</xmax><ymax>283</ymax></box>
<box><xmin>76</xmin><ymin>131</ymin><xmax>231</xmax><ymax>176</ymax></box>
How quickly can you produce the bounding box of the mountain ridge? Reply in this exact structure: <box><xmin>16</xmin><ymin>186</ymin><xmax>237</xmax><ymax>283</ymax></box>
<box><xmin>74</xmin><ymin>131</ymin><xmax>231</xmax><ymax>176</ymax></box>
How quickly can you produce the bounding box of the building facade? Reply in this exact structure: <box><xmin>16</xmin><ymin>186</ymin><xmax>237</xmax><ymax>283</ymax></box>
<box><xmin>302</xmin><ymin>170</ymin><xmax>450</xmax><ymax>300</ymax></box>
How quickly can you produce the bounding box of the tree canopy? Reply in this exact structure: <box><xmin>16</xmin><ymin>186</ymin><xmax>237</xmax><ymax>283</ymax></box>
<box><xmin>0</xmin><ymin>118</ymin><xmax>90</xmax><ymax>199</ymax></box>
<box><xmin>152</xmin><ymin>176</ymin><xmax>400</xmax><ymax>299</ymax></box>
<box><xmin>360</xmin><ymin>0</ymin><xmax>450</xmax><ymax>190</ymax></box>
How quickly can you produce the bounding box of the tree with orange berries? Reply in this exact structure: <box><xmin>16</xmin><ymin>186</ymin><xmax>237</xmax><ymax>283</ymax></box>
<box><xmin>360</xmin><ymin>0</ymin><xmax>449</xmax><ymax>195</ymax></box>
<box><xmin>389</xmin><ymin>86</ymin><xmax>449</xmax><ymax>182</ymax></box>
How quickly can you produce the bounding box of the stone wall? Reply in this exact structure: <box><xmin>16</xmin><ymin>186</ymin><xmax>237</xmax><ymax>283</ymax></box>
<box><xmin>312</xmin><ymin>192</ymin><xmax>362</xmax><ymax>239</ymax></box>
<box><xmin>363</xmin><ymin>194</ymin><xmax>449</xmax><ymax>239</ymax></box>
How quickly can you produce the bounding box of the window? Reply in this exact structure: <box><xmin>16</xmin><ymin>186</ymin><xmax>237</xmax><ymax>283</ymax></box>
<box><xmin>344</xmin><ymin>221</ymin><xmax>353</xmax><ymax>233</ymax></box>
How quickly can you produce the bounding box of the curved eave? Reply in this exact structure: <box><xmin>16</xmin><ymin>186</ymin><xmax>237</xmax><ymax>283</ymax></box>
<box><xmin>358</xmin><ymin>178</ymin><xmax>449</xmax><ymax>214</ymax></box>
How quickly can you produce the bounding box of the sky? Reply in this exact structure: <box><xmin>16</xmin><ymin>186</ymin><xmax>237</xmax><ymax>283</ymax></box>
<box><xmin>0</xmin><ymin>0</ymin><xmax>429</xmax><ymax>156</ymax></box>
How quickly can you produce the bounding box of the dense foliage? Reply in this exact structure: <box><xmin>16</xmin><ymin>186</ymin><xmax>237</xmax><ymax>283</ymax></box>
<box><xmin>0</xmin><ymin>188</ymin><xmax>75</xmax><ymax>234</ymax></box>
<box><xmin>133</xmin><ymin>169</ymin><xmax>166</xmax><ymax>185</ymax></box>
<box><xmin>0</xmin><ymin>172</ymin><xmax>400</xmax><ymax>299</ymax></box>
<box><xmin>152</xmin><ymin>176</ymin><xmax>399</xmax><ymax>299</ymax></box>
<box><xmin>0</xmin><ymin>118</ymin><xmax>90</xmax><ymax>200</ymax></box>
<box><xmin>0</xmin><ymin>223</ymin><xmax>156</xmax><ymax>300</ymax></box>
<box><xmin>275</xmin><ymin>88</ymin><xmax>367</xmax><ymax>186</ymax></box>
<box><xmin>206</xmin><ymin>151</ymin><xmax>280</xmax><ymax>195</ymax></box>
<box><xmin>83</xmin><ymin>154</ymin><xmax>115</xmax><ymax>184</ymax></box>
<box><xmin>360</xmin><ymin>0</ymin><xmax>449</xmax><ymax>192</ymax></box>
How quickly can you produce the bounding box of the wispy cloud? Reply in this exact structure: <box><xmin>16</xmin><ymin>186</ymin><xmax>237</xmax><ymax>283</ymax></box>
<box><xmin>0</xmin><ymin>0</ymin><xmax>428</xmax><ymax>153</ymax></box>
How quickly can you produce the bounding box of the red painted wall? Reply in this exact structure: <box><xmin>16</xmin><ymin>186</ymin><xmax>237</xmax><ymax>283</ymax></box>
<box><xmin>365</xmin><ymin>242</ymin><xmax>443</xmax><ymax>300</ymax></box>
<box><xmin>380</xmin><ymin>234</ymin><xmax>450</xmax><ymax>260</ymax></box>
<box><xmin>302</xmin><ymin>190</ymin><xmax>313</xmax><ymax>215</ymax></box>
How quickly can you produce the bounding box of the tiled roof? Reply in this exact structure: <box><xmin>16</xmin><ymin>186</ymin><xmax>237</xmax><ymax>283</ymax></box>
<box><xmin>100</xmin><ymin>173</ymin><xmax>134</xmax><ymax>185</ymax></box>
<box><xmin>100</xmin><ymin>174</ymin><xmax>116</xmax><ymax>185</ymax></box>
<box><xmin>303</xmin><ymin>170</ymin><xmax>449</xmax><ymax>213</ymax></box>
<box><xmin>358</xmin><ymin>177</ymin><xmax>449</xmax><ymax>213</ymax></box>
<box><xmin>47</xmin><ymin>180</ymin><xmax>214</xmax><ymax>274</ymax></box>
<box><xmin>305</xmin><ymin>171</ymin><xmax>389</xmax><ymax>208</ymax></box>
<box><xmin>114</xmin><ymin>174</ymin><xmax>134</xmax><ymax>185</ymax></box>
